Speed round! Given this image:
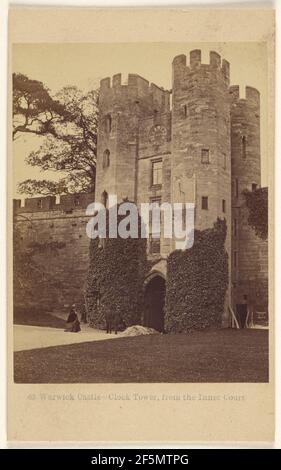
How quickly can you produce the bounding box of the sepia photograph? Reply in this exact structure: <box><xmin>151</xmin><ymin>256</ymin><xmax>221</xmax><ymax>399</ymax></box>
<box><xmin>6</xmin><ymin>6</ymin><xmax>275</xmax><ymax>444</ymax></box>
<box><xmin>12</xmin><ymin>41</ymin><xmax>269</xmax><ymax>384</ymax></box>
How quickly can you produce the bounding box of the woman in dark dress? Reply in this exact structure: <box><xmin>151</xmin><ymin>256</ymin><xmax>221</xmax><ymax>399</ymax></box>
<box><xmin>64</xmin><ymin>304</ymin><xmax>81</xmax><ymax>332</ymax></box>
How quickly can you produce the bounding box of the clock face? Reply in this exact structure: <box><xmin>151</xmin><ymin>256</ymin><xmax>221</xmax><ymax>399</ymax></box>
<box><xmin>148</xmin><ymin>125</ymin><xmax>167</xmax><ymax>145</ymax></box>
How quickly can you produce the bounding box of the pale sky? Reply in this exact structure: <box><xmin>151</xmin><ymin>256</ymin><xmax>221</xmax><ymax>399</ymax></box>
<box><xmin>12</xmin><ymin>42</ymin><xmax>268</xmax><ymax>197</ymax></box>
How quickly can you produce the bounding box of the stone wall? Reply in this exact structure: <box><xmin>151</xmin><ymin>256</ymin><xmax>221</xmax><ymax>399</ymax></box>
<box><xmin>14</xmin><ymin>193</ymin><xmax>94</xmax><ymax>314</ymax></box>
<box><xmin>13</xmin><ymin>50</ymin><xmax>268</xmax><ymax>327</ymax></box>
<box><xmin>96</xmin><ymin>73</ymin><xmax>170</xmax><ymax>205</ymax></box>
<box><xmin>229</xmin><ymin>85</ymin><xmax>267</xmax><ymax>321</ymax></box>
<box><xmin>171</xmin><ymin>50</ymin><xmax>232</xmax><ymax>325</ymax></box>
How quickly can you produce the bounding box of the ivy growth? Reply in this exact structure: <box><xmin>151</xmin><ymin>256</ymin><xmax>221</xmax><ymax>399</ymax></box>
<box><xmin>243</xmin><ymin>187</ymin><xmax>268</xmax><ymax>240</ymax></box>
<box><xmin>165</xmin><ymin>219</ymin><xmax>228</xmax><ymax>332</ymax></box>
<box><xmin>85</xmin><ymin>204</ymin><xmax>147</xmax><ymax>330</ymax></box>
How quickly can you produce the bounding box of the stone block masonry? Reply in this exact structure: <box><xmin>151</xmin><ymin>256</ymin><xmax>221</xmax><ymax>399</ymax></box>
<box><xmin>14</xmin><ymin>193</ymin><xmax>95</xmax><ymax>313</ymax></box>
<box><xmin>13</xmin><ymin>49</ymin><xmax>268</xmax><ymax>327</ymax></box>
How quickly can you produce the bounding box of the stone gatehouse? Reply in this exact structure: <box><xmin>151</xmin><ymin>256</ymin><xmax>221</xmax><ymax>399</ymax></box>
<box><xmin>14</xmin><ymin>50</ymin><xmax>268</xmax><ymax>327</ymax></box>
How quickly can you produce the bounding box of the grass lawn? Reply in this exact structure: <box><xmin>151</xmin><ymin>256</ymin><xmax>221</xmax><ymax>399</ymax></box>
<box><xmin>14</xmin><ymin>329</ymin><xmax>268</xmax><ymax>383</ymax></box>
<box><xmin>14</xmin><ymin>307</ymin><xmax>66</xmax><ymax>329</ymax></box>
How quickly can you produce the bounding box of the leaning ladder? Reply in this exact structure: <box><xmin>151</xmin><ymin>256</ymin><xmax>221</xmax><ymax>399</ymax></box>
<box><xmin>228</xmin><ymin>305</ymin><xmax>240</xmax><ymax>329</ymax></box>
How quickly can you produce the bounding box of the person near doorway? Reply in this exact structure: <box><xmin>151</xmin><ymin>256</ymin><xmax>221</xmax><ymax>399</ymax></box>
<box><xmin>64</xmin><ymin>304</ymin><xmax>81</xmax><ymax>332</ymax></box>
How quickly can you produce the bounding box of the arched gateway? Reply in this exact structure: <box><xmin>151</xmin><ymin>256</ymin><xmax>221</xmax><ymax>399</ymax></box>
<box><xmin>143</xmin><ymin>273</ymin><xmax>166</xmax><ymax>332</ymax></box>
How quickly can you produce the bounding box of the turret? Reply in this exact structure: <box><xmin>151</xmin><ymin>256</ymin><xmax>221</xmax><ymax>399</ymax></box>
<box><xmin>230</xmin><ymin>84</ymin><xmax>263</xmax><ymax>310</ymax></box>
<box><xmin>96</xmin><ymin>73</ymin><xmax>170</xmax><ymax>204</ymax></box>
<box><xmin>171</xmin><ymin>50</ymin><xmax>231</xmax><ymax>234</ymax></box>
<box><xmin>171</xmin><ymin>50</ymin><xmax>232</xmax><ymax>326</ymax></box>
<box><xmin>230</xmin><ymin>85</ymin><xmax>261</xmax><ymax>202</ymax></box>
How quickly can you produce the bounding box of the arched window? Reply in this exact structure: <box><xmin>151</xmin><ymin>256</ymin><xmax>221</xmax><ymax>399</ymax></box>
<box><xmin>201</xmin><ymin>196</ymin><xmax>208</xmax><ymax>210</ymax></box>
<box><xmin>101</xmin><ymin>190</ymin><xmax>108</xmax><ymax>208</ymax></box>
<box><xmin>181</xmin><ymin>104</ymin><xmax>188</xmax><ymax>118</ymax></box>
<box><xmin>153</xmin><ymin>109</ymin><xmax>160</xmax><ymax>125</ymax></box>
<box><xmin>102</xmin><ymin>149</ymin><xmax>110</xmax><ymax>169</ymax></box>
<box><xmin>241</xmin><ymin>135</ymin><xmax>247</xmax><ymax>159</ymax></box>
<box><xmin>151</xmin><ymin>159</ymin><xmax>162</xmax><ymax>186</ymax></box>
<box><xmin>201</xmin><ymin>148</ymin><xmax>209</xmax><ymax>164</ymax></box>
<box><xmin>223</xmin><ymin>153</ymin><xmax>226</xmax><ymax>170</ymax></box>
<box><xmin>105</xmin><ymin>114</ymin><xmax>112</xmax><ymax>133</ymax></box>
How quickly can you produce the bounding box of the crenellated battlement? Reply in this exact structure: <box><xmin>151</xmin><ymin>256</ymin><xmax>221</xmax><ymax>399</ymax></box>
<box><xmin>13</xmin><ymin>52</ymin><xmax>266</xmax><ymax>327</ymax></box>
<box><xmin>101</xmin><ymin>73</ymin><xmax>150</xmax><ymax>93</ymax></box>
<box><xmin>229</xmin><ymin>85</ymin><xmax>260</xmax><ymax>107</ymax></box>
<box><xmin>13</xmin><ymin>192</ymin><xmax>95</xmax><ymax>214</ymax></box>
<box><xmin>100</xmin><ymin>73</ymin><xmax>170</xmax><ymax>112</ymax></box>
<box><xmin>172</xmin><ymin>50</ymin><xmax>230</xmax><ymax>85</ymax></box>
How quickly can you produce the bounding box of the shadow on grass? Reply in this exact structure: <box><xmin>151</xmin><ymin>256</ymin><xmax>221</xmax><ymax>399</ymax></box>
<box><xmin>14</xmin><ymin>329</ymin><xmax>269</xmax><ymax>384</ymax></box>
<box><xmin>14</xmin><ymin>307</ymin><xmax>66</xmax><ymax>329</ymax></box>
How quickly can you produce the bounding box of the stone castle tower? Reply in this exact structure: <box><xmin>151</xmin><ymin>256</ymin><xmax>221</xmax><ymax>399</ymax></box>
<box><xmin>14</xmin><ymin>50</ymin><xmax>268</xmax><ymax>327</ymax></box>
<box><xmin>230</xmin><ymin>84</ymin><xmax>267</xmax><ymax>318</ymax></box>
<box><xmin>95</xmin><ymin>49</ymin><xmax>267</xmax><ymax>326</ymax></box>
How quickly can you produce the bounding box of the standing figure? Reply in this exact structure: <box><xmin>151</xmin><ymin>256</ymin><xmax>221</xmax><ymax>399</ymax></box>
<box><xmin>64</xmin><ymin>304</ymin><xmax>81</xmax><ymax>333</ymax></box>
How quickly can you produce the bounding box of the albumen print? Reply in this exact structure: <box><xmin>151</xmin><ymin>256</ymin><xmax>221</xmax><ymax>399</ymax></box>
<box><xmin>8</xmin><ymin>8</ymin><xmax>275</xmax><ymax>443</ymax></box>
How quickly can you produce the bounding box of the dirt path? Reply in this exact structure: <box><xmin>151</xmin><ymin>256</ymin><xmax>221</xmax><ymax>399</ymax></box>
<box><xmin>14</xmin><ymin>324</ymin><xmax>120</xmax><ymax>351</ymax></box>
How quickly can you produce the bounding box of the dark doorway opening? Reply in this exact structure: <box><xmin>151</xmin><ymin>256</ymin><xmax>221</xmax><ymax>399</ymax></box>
<box><xmin>236</xmin><ymin>303</ymin><xmax>248</xmax><ymax>329</ymax></box>
<box><xmin>144</xmin><ymin>275</ymin><xmax>166</xmax><ymax>332</ymax></box>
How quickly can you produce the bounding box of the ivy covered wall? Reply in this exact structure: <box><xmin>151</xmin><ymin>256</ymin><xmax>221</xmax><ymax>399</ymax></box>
<box><xmin>165</xmin><ymin>219</ymin><xmax>229</xmax><ymax>332</ymax></box>
<box><xmin>85</xmin><ymin>205</ymin><xmax>147</xmax><ymax>330</ymax></box>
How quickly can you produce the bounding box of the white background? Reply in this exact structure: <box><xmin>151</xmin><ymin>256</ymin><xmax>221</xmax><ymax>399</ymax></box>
<box><xmin>0</xmin><ymin>0</ymin><xmax>280</xmax><ymax>449</ymax></box>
